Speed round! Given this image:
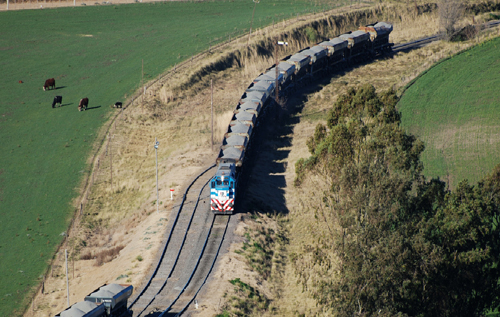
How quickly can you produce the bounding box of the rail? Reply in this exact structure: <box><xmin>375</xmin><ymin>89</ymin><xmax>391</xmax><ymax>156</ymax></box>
<box><xmin>128</xmin><ymin>164</ymin><xmax>215</xmax><ymax>310</ymax></box>
<box><xmin>173</xmin><ymin>215</ymin><xmax>231</xmax><ymax>316</ymax></box>
<box><xmin>158</xmin><ymin>215</ymin><xmax>230</xmax><ymax>316</ymax></box>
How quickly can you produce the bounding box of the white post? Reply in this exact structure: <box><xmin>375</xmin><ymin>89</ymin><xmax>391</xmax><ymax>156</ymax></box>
<box><xmin>65</xmin><ymin>249</ymin><xmax>69</xmax><ymax>308</ymax></box>
<box><xmin>154</xmin><ymin>138</ymin><xmax>159</xmax><ymax>213</ymax></box>
<box><xmin>170</xmin><ymin>189</ymin><xmax>173</xmax><ymax>200</ymax></box>
<box><xmin>7</xmin><ymin>0</ymin><xmax>9</xmax><ymax>10</ymax></box>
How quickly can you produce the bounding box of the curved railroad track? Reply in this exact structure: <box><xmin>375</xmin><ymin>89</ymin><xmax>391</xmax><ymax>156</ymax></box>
<box><xmin>127</xmin><ymin>164</ymin><xmax>230</xmax><ymax>316</ymax></box>
<box><xmin>392</xmin><ymin>20</ymin><xmax>500</xmax><ymax>52</ymax></box>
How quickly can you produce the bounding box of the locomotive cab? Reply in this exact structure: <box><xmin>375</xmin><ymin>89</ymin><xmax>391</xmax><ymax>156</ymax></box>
<box><xmin>210</xmin><ymin>163</ymin><xmax>237</xmax><ymax>214</ymax></box>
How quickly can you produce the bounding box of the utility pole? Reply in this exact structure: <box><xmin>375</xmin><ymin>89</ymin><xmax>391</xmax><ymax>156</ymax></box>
<box><xmin>275</xmin><ymin>40</ymin><xmax>288</xmax><ymax>104</ymax></box>
<box><xmin>211</xmin><ymin>79</ymin><xmax>214</xmax><ymax>151</ymax></box>
<box><xmin>154</xmin><ymin>138</ymin><xmax>159</xmax><ymax>214</ymax></box>
<box><xmin>65</xmin><ymin>249</ymin><xmax>69</xmax><ymax>308</ymax></box>
<box><xmin>275</xmin><ymin>43</ymin><xmax>278</xmax><ymax>104</ymax></box>
<box><xmin>247</xmin><ymin>0</ymin><xmax>259</xmax><ymax>46</ymax></box>
<box><xmin>109</xmin><ymin>133</ymin><xmax>112</xmax><ymax>191</ymax></box>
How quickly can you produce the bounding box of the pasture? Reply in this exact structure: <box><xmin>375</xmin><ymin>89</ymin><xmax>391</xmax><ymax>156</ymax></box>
<box><xmin>398</xmin><ymin>36</ymin><xmax>500</xmax><ymax>188</ymax></box>
<box><xmin>0</xmin><ymin>0</ymin><xmax>338</xmax><ymax>315</ymax></box>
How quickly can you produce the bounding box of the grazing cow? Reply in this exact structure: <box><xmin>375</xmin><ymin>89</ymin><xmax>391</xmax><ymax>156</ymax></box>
<box><xmin>52</xmin><ymin>96</ymin><xmax>62</xmax><ymax>108</ymax></box>
<box><xmin>43</xmin><ymin>78</ymin><xmax>55</xmax><ymax>91</ymax></box>
<box><xmin>78</xmin><ymin>98</ymin><xmax>89</xmax><ymax>111</ymax></box>
<box><xmin>114</xmin><ymin>102</ymin><xmax>122</xmax><ymax>108</ymax></box>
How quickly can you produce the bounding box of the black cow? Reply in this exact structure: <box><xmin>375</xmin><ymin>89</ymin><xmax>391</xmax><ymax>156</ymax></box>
<box><xmin>43</xmin><ymin>78</ymin><xmax>55</xmax><ymax>91</ymax></box>
<box><xmin>52</xmin><ymin>96</ymin><xmax>62</xmax><ymax>108</ymax></box>
<box><xmin>114</xmin><ymin>102</ymin><xmax>122</xmax><ymax>108</ymax></box>
<box><xmin>78</xmin><ymin>98</ymin><xmax>89</xmax><ymax>111</ymax></box>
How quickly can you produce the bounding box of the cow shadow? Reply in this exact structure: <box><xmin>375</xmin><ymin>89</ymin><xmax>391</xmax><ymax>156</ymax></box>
<box><xmin>59</xmin><ymin>103</ymin><xmax>72</xmax><ymax>107</ymax></box>
<box><xmin>85</xmin><ymin>105</ymin><xmax>101</xmax><ymax>110</ymax></box>
<box><xmin>54</xmin><ymin>86</ymin><xmax>67</xmax><ymax>90</ymax></box>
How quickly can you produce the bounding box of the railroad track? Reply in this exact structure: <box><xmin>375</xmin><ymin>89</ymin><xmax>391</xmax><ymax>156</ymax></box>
<box><xmin>393</xmin><ymin>19</ymin><xmax>500</xmax><ymax>53</ymax></box>
<box><xmin>127</xmin><ymin>164</ymin><xmax>230</xmax><ymax>316</ymax></box>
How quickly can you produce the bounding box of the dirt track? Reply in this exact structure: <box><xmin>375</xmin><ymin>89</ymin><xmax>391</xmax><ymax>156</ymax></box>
<box><xmin>0</xmin><ymin>0</ymin><xmax>182</xmax><ymax>11</ymax></box>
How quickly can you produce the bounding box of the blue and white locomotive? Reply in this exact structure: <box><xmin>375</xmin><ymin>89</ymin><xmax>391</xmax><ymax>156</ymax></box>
<box><xmin>210</xmin><ymin>22</ymin><xmax>393</xmax><ymax>215</ymax></box>
<box><xmin>210</xmin><ymin>160</ymin><xmax>238</xmax><ymax>214</ymax></box>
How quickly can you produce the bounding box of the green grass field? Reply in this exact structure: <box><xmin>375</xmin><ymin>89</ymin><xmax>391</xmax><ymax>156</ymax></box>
<box><xmin>398</xmin><ymin>37</ymin><xmax>500</xmax><ymax>188</ymax></box>
<box><xmin>0</xmin><ymin>1</ymin><xmax>341</xmax><ymax>315</ymax></box>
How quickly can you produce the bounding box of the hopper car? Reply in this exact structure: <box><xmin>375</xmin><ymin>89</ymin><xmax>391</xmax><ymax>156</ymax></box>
<box><xmin>55</xmin><ymin>284</ymin><xmax>133</xmax><ymax>317</ymax></box>
<box><xmin>210</xmin><ymin>22</ymin><xmax>394</xmax><ymax>214</ymax></box>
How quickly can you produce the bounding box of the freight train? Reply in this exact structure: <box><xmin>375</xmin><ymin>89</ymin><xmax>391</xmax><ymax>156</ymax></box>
<box><xmin>210</xmin><ymin>22</ymin><xmax>393</xmax><ymax>214</ymax></box>
<box><xmin>55</xmin><ymin>284</ymin><xmax>133</xmax><ymax>317</ymax></box>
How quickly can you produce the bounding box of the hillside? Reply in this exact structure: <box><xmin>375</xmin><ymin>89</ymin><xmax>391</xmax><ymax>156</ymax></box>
<box><xmin>398</xmin><ymin>36</ymin><xmax>500</xmax><ymax>188</ymax></box>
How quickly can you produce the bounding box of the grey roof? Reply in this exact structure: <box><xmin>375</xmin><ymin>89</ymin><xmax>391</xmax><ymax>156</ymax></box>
<box><xmin>351</xmin><ymin>30</ymin><xmax>371</xmax><ymax>42</ymax></box>
<box><xmin>255</xmin><ymin>73</ymin><xmax>274</xmax><ymax>82</ymax></box>
<box><xmin>359</xmin><ymin>22</ymin><xmax>393</xmax><ymax>40</ymax></box>
<box><xmin>222</xmin><ymin>135</ymin><xmax>248</xmax><ymax>148</ymax></box>
<box><xmin>231</xmin><ymin>117</ymin><xmax>256</xmax><ymax>127</ymax></box>
<box><xmin>374</xmin><ymin>22</ymin><xmax>393</xmax><ymax>33</ymax></box>
<box><xmin>246</xmin><ymin>81</ymin><xmax>275</xmax><ymax>97</ymax></box>
<box><xmin>340</xmin><ymin>31</ymin><xmax>370</xmax><ymax>46</ymax></box>
<box><xmin>277</xmin><ymin>61</ymin><xmax>296</xmax><ymax>78</ymax></box>
<box><xmin>214</xmin><ymin>163</ymin><xmax>235</xmax><ymax>177</ymax></box>
<box><xmin>227</xmin><ymin>122</ymin><xmax>253</xmax><ymax>136</ymax></box>
<box><xmin>330</xmin><ymin>37</ymin><xmax>348</xmax><ymax>45</ymax></box>
<box><xmin>237</xmin><ymin>100</ymin><xmax>261</xmax><ymax>113</ymax></box>
<box><xmin>319</xmin><ymin>38</ymin><xmax>348</xmax><ymax>54</ymax></box>
<box><xmin>287</xmin><ymin>53</ymin><xmax>310</xmax><ymax>70</ymax></box>
<box><xmin>240</xmin><ymin>90</ymin><xmax>267</xmax><ymax>105</ymax></box>
<box><xmin>304</xmin><ymin>46</ymin><xmax>328</xmax><ymax>62</ymax></box>
<box><xmin>264</xmin><ymin>70</ymin><xmax>284</xmax><ymax>84</ymax></box>
<box><xmin>88</xmin><ymin>284</ymin><xmax>126</xmax><ymax>299</ymax></box>
<box><xmin>59</xmin><ymin>301</ymin><xmax>105</xmax><ymax>317</ymax></box>
<box><xmin>220</xmin><ymin>147</ymin><xmax>244</xmax><ymax>161</ymax></box>
<box><xmin>234</xmin><ymin>111</ymin><xmax>256</xmax><ymax>122</ymax></box>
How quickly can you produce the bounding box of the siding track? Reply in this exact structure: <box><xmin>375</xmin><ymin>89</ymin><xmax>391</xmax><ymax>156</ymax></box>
<box><xmin>128</xmin><ymin>165</ymin><xmax>221</xmax><ymax>316</ymax></box>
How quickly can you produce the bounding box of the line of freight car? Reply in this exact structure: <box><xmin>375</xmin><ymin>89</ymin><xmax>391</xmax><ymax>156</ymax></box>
<box><xmin>210</xmin><ymin>21</ymin><xmax>394</xmax><ymax>214</ymax></box>
<box><xmin>55</xmin><ymin>284</ymin><xmax>133</xmax><ymax>317</ymax></box>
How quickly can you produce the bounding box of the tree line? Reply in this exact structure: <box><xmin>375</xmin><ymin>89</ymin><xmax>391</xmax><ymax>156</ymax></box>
<box><xmin>294</xmin><ymin>84</ymin><xmax>500</xmax><ymax>316</ymax></box>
